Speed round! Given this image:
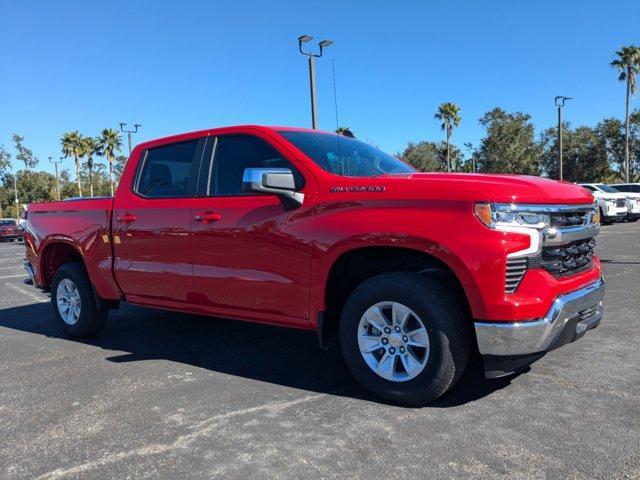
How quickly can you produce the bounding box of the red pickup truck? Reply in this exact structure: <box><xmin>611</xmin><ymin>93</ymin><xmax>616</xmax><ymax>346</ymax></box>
<box><xmin>23</xmin><ymin>125</ymin><xmax>605</xmax><ymax>405</ymax></box>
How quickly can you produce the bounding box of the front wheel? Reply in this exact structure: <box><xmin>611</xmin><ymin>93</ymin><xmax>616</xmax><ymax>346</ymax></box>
<box><xmin>51</xmin><ymin>263</ymin><xmax>107</xmax><ymax>337</ymax></box>
<box><xmin>339</xmin><ymin>272</ymin><xmax>471</xmax><ymax>406</ymax></box>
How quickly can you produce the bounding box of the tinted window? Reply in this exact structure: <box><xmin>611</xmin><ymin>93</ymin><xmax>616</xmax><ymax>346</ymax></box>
<box><xmin>613</xmin><ymin>185</ymin><xmax>630</xmax><ymax>192</ymax></box>
<box><xmin>137</xmin><ymin>140</ymin><xmax>199</xmax><ymax>197</ymax></box>
<box><xmin>581</xmin><ymin>185</ymin><xmax>595</xmax><ymax>191</ymax></box>
<box><xmin>631</xmin><ymin>185</ymin><xmax>640</xmax><ymax>193</ymax></box>
<box><xmin>280</xmin><ymin>131</ymin><xmax>415</xmax><ymax>177</ymax></box>
<box><xmin>0</xmin><ymin>219</ymin><xmax>16</xmax><ymax>226</ymax></box>
<box><xmin>209</xmin><ymin>135</ymin><xmax>300</xmax><ymax>195</ymax></box>
<box><xmin>595</xmin><ymin>184</ymin><xmax>619</xmax><ymax>193</ymax></box>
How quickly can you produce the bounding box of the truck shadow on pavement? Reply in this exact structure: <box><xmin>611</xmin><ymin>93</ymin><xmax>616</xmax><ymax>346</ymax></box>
<box><xmin>0</xmin><ymin>301</ymin><xmax>522</xmax><ymax>408</ymax></box>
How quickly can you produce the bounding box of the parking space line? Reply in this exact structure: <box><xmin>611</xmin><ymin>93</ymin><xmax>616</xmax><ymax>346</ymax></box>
<box><xmin>34</xmin><ymin>388</ymin><xmax>350</xmax><ymax>480</ymax></box>
<box><xmin>4</xmin><ymin>282</ymin><xmax>48</xmax><ymax>303</ymax></box>
<box><xmin>0</xmin><ymin>274</ymin><xmax>26</xmax><ymax>279</ymax></box>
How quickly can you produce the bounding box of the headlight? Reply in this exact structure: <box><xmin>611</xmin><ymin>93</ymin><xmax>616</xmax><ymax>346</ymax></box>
<box><xmin>474</xmin><ymin>203</ymin><xmax>550</xmax><ymax>230</ymax></box>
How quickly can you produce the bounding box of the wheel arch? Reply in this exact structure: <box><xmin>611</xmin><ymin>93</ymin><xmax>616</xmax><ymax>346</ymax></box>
<box><xmin>317</xmin><ymin>244</ymin><xmax>481</xmax><ymax>347</ymax></box>
<box><xmin>38</xmin><ymin>239</ymin><xmax>85</xmax><ymax>290</ymax></box>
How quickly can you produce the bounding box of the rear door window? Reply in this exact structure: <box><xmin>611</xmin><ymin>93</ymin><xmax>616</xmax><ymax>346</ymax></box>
<box><xmin>135</xmin><ymin>140</ymin><xmax>201</xmax><ymax>198</ymax></box>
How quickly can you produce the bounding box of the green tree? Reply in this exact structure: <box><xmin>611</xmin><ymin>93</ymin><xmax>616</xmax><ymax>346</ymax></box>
<box><xmin>15</xmin><ymin>170</ymin><xmax>56</xmax><ymax>204</ymax></box>
<box><xmin>98</xmin><ymin>128</ymin><xmax>122</xmax><ymax>196</ymax></box>
<box><xmin>12</xmin><ymin>134</ymin><xmax>38</xmax><ymax>169</ymax></box>
<box><xmin>399</xmin><ymin>141</ymin><xmax>463</xmax><ymax>172</ymax></box>
<box><xmin>475</xmin><ymin>107</ymin><xmax>541</xmax><ymax>174</ymax></box>
<box><xmin>611</xmin><ymin>45</ymin><xmax>640</xmax><ymax>182</ymax></box>
<box><xmin>335</xmin><ymin>127</ymin><xmax>355</xmax><ymax>138</ymax></box>
<box><xmin>113</xmin><ymin>155</ymin><xmax>128</xmax><ymax>186</ymax></box>
<box><xmin>0</xmin><ymin>145</ymin><xmax>11</xmax><ymax>175</ymax></box>
<box><xmin>631</xmin><ymin>109</ymin><xmax>640</xmax><ymax>181</ymax></box>
<box><xmin>540</xmin><ymin>124</ymin><xmax>610</xmax><ymax>182</ymax></box>
<box><xmin>58</xmin><ymin>169</ymin><xmax>79</xmax><ymax>199</ymax></box>
<box><xmin>434</xmin><ymin>102</ymin><xmax>461</xmax><ymax>172</ymax></box>
<box><xmin>399</xmin><ymin>141</ymin><xmax>442</xmax><ymax>172</ymax></box>
<box><xmin>82</xmin><ymin>136</ymin><xmax>100</xmax><ymax>197</ymax></box>
<box><xmin>61</xmin><ymin>131</ymin><xmax>85</xmax><ymax>196</ymax></box>
<box><xmin>597</xmin><ymin>112</ymin><xmax>640</xmax><ymax>181</ymax></box>
<box><xmin>77</xmin><ymin>162</ymin><xmax>111</xmax><ymax>197</ymax></box>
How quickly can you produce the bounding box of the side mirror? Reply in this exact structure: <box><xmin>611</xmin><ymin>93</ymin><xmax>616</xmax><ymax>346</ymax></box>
<box><xmin>242</xmin><ymin>168</ymin><xmax>304</xmax><ymax>205</ymax></box>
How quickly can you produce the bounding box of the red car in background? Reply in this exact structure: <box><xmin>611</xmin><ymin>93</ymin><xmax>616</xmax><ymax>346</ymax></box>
<box><xmin>0</xmin><ymin>219</ymin><xmax>22</xmax><ymax>242</ymax></box>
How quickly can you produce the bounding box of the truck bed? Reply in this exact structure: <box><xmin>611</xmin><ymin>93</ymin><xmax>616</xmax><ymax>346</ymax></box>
<box><xmin>25</xmin><ymin>198</ymin><xmax>121</xmax><ymax>300</ymax></box>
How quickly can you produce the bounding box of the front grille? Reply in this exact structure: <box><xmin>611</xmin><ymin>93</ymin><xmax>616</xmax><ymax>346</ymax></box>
<box><xmin>541</xmin><ymin>238</ymin><xmax>596</xmax><ymax>276</ymax></box>
<box><xmin>616</xmin><ymin>198</ymin><xmax>626</xmax><ymax>208</ymax></box>
<box><xmin>505</xmin><ymin>257</ymin><xmax>528</xmax><ymax>293</ymax></box>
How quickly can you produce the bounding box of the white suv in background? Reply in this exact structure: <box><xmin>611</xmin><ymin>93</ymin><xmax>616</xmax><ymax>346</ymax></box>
<box><xmin>610</xmin><ymin>183</ymin><xmax>640</xmax><ymax>222</ymax></box>
<box><xmin>579</xmin><ymin>183</ymin><xmax>628</xmax><ymax>224</ymax></box>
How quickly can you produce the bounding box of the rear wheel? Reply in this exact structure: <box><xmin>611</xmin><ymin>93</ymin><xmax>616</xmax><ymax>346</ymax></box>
<box><xmin>51</xmin><ymin>263</ymin><xmax>107</xmax><ymax>337</ymax></box>
<box><xmin>339</xmin><ymin>272</ymin><xmax>471</xmax><ymax>406</ymax></box>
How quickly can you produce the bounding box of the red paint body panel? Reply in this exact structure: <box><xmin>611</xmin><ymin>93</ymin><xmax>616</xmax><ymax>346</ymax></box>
<box><xmin>24</xmin><ymin>125</ymin><xmax>602</xmax><ymax>330</ymax></box>
<box><xmin>23</xmin><ymin>198</ymin><xmax>121</xmax><ymax>300</ymax></box>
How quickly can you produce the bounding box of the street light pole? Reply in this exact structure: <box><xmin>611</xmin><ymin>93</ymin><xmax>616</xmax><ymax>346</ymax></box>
<box><xmin>554</xmin><ymin>96</ymin><xmax>572</xmax><ymax>181</ymax></box>
<box><xmin>298</xmin><ymin>35</ymin><xmax>333</xmax><ymax>129</ymax></box>
<box><xmin>50</xmin><ymin>156</ymin><xmax>62</xmax><ymax>201</ymax></box>
<box><xmin>119</xmin><ymin>122</ymin><xmax>142</xmax><ymax>155</ymax></box>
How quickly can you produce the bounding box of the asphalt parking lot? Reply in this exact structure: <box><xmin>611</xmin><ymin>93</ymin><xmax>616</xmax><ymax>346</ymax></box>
<box><xmin>0</xmin><ymin>222</ymin><xmax>639</xmax><ymax>480</ymax></box>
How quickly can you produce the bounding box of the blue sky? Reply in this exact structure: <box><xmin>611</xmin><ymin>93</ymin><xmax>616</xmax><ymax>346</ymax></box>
<box><xmin>1</xmin><ymin>0</ymin><xmax>639</xmax><ymax>173</ymax></box>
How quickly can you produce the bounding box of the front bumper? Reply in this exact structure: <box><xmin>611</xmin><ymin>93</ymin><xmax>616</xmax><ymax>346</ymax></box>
<box><xmin>474</xmin><ymin>278</ymin><xmax>605</xmax><ymax>376</ymax></box>
<box><xmin>603</xmin><ymin>205</ymin><xmax>627</xmax><ymax>219</ymax></box>
<box><xmin>0</xmin><ymin>233</ymin><xmax>21</xmax><ymax>240</ymax></box>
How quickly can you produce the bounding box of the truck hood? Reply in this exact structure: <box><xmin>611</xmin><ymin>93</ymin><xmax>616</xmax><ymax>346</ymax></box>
<box><xmin>381</xmin><ymin>173</ymin><xmax>595</xmax><ymax>205</ymax></box>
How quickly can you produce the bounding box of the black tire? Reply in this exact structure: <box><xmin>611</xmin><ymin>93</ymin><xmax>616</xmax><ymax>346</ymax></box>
<box><xmin>51</xmin><ymin>263</ymin><xmax>107</xmax><ymax>337</ymax></box>
<box><xmin>339</xmin><ymin>272</ymin><xmax>471</xmax><ymax>406</ymax></box>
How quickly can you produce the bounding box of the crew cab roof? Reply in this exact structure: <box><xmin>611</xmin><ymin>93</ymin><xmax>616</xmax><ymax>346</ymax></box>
<box><xmin>135</xmin><ymin>125</ymin><xmax>338</xmax><ymax>151</ymax></box>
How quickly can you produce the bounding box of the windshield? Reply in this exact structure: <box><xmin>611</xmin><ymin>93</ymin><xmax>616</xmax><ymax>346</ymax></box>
<box><xmin>0</xmin><ymin>219</ymin><xmax>17</xmax><ymax>226</ymax></box>
<box><xmin>279</xmin><ymin>131</ymin><xmax>415</xmax><ymax>177</ymax></box>
<box><xmin>595</xmin><ymin>184</ymin><xmax>620</xmax><ymax>193</ymax></box>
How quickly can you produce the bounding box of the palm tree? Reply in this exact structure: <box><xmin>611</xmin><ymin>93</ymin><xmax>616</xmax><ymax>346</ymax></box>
<box><xmin>61</xmin><ymin>131</ymin><xmax>84</xmax><ymax>196</ymax></box>
<box><xmin>611</xmin><ymin>45</ymin><xmax>640</xmax><ymax>182</ymax></box>
<box><xmin>434</xmin><ymin>102</ymin><xmax>462</xmax><ymax>172</ymax></box>
<box><xmin>82</xmin><ymin>136</ymin><xmax>100</xmax><ymax>197</ymax></box>
<box><xmin>98</xmin><ymin>129</ymin><xmax>122</xmax><ymax>196</ymax></box>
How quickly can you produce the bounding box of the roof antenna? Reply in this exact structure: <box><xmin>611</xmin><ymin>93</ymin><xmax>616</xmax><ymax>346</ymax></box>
<box><xmin>332</xmin><ymin>59</ymin><xmax>339</xmax><ymax>131</ymax></box>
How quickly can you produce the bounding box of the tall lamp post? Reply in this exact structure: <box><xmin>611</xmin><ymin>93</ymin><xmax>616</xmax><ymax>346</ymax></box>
<box><xmin>119</xmin><ymin>122</ymin><xmax>142</xmax><ymax>155</ymax></box>
<box><xmin>555</xmin><ymin>96</ymin><xmax>572</xmax><ymax>181</ymax></box>
<box><xmin>49</xmin><ymin>156</ymin><xmax>63</xmax><ymax>201</ymax></box>
<box><xmin>298</xmin><ymin>35</ymin><xmax>333</xmax><ymax>129</ymax></box>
